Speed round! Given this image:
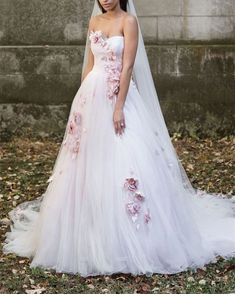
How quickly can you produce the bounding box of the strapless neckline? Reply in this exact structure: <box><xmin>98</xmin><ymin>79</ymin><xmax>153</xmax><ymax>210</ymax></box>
<box><xmin>90</xmin><ymin>30</ymin><xmax>124</xmax><ymax>41</ymax></box>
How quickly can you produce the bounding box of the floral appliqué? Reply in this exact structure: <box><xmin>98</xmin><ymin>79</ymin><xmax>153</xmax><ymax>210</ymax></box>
<box><xmin>63</xmin><ymin>111</ymin><xmax>83</xmax><ymax>159</ymax></box>
<box><xmin>89</xmin><ymin>30</ymin><xmax>122</xmax><ymax>101</ymax></box>
<box><xmin>124</xmin><ymin>177</ymin><xmax>151</xmax><ymax>230</ymax></box>
<box><xmin>104</xmin><ymin>48</ymin><xmax>122</xmax><ymax>100</ymax></box>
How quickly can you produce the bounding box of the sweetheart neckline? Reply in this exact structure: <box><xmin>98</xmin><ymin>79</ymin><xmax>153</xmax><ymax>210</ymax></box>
<box><xmin>90</xmin><ymin>30</ymin><xmax>124</xmax><ymax>41</ymax></box>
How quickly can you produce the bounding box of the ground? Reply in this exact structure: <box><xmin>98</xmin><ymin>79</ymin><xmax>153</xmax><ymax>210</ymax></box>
<box><xmin>0</xmin><ymin>134</ymin><xmax>234</xmax><ymax>294</ymax></box>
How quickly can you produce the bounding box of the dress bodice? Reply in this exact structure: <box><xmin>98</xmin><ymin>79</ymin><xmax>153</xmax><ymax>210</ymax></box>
<box><xmin>89</xmin><ymin>30</ymin><xmax>124</xmax><ymax>100</ymax></box>
<box><xmin>89</xmin><ymin>30</ymin><xmax>124</xmax><ymax>71</ymax></box>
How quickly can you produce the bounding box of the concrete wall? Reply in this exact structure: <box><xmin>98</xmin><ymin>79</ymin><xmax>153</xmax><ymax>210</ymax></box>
<box><xmin>136</xmin><ymin>0</ymin><xmax>235</xmax><ymax>43</ymax></box>
<box><xmin>0</xmin><ymin>0</ymin><xmax>235</xmax><ymax>138</ymax></box>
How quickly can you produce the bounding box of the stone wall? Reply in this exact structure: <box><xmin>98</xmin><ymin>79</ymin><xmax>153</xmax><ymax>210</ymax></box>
<box><xmin>136</xmin><ymin>0</ymin><xmax>235</xmax><ymax>43</ymax></box>
<box><xmin>0</xmin><ymin>0</ymin><xmax>234</xmax><ymax>138</ymax></box>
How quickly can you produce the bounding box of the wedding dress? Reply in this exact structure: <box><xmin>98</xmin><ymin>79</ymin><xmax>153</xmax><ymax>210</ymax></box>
<box><xmin>2</xmin><ymin>1</ymin><xmax>235</xmax><ymax>277</ymax></box>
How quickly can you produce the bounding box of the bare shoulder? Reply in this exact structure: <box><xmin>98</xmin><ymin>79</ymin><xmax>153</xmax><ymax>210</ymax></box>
<box><xmin>123</xmin><ymin>13</ymin><xmax>138</xmax><ymax>28</ymax></box>
<box><xmin>123</xmin><ymin>13</ymin><xmax>138</xmax><ymax>37</ymax></box>
<box><xmin>88</xmin><ymin>15</ymin><xmax>101</xmax><ymax>30</ymax></box>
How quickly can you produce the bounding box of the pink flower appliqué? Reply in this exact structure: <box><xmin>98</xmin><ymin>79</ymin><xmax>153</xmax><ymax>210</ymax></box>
<box><xmin>123</xmin><ymin>176</ymin><xmax>151</xmax><ymax>229</ymax></box>
<box><xmin>126</xmin><ymin>202</ymin><xmax>141</xmax><ymax>216</ymax></box>
<box><xmin>89</xmin><ymin>30</ymin><xmax>107</xmax><ymax>47</ymax></box>
<box><xmin>89</xmin><ymin>30</ymin><xmax>122</xmax><ymax>101</ymax></box>
<box><xmin>105</xmin><ymin>49</ymin><xmax>122</xmax><ymax>100</ymax></box>
<box><xmin>144</xmin><ymin>209</ymin><xmax>151</xmax><ymax>224</ymax></box>
<box><xmin>63</xmin><ymin>111</ymin><xmax>83</xmax><ymax>158</ymax></box>
<box><xmin>89</xmin><ymin>30</ymin><xmax>103</xmax><ymax>45</ymax></box>
<box><xmin>134</xmin><ymin>192</ymin><xmax>145</xmax><ymax>202</ymax></box>
<box><xmin>124</xmin><ymin>178</ymin><xmax>139</xmax><ymax>192</ymax></box>
<box><xmin>68</xmin><ymin>120</ymin><xmax>76</xmax><ymax>134</ymax></box>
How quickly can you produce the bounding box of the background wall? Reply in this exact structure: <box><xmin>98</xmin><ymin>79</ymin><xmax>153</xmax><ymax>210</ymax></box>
<box><xmin>0</xmin><ymin>0</ymin><xmax>234</xmax><ymax>138</ymax></box>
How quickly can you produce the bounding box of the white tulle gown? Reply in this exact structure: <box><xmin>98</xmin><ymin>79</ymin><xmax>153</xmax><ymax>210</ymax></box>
<box><xmin>3</xmin><ymin>30</ymin><xmax>235</xmax><ymax>277</ymax></box>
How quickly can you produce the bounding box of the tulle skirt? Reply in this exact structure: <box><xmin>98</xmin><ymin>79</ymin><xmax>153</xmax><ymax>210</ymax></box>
<box><xmin>3</xmin><ymin>69</ymin><xmax>235</xmax><ymax>277</ymax></box>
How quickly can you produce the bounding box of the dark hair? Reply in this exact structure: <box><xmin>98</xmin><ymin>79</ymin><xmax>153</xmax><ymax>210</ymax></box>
<box><xmin>97</xmin><ymin>0</ymin><xmax>128</xmax><ymax>13</ymax></box>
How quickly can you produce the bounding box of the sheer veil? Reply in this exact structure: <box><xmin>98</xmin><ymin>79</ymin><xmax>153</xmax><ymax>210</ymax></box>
<box><xmin>82</xmin><ymin>0</ymin><xmax>197</xmax><ymax>196</ymax></box>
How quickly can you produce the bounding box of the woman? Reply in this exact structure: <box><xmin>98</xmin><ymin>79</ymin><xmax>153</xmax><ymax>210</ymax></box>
<box><xmin>3</xmin><ymin>0</ymin><xmax>235</xmax><ymax>277</ymax></box>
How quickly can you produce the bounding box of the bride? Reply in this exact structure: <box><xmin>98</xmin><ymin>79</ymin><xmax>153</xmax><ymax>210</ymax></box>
<box><xmin>3</xmin><ymin>0</ymin><xmax>235</xmax><ymax>277</ymax></box>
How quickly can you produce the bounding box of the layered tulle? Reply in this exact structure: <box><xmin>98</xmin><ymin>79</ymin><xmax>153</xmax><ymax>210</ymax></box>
<box><xmin>3</xmin><ymin>33</ymin><xmax>235</xmax><ymax>277</ymax></box>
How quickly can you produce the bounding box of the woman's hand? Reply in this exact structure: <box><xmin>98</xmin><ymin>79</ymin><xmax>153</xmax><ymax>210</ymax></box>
<box><xmin>113</xmin><ymin>107</ymin><xmax>125</xmax><ymax>136</ymax></box>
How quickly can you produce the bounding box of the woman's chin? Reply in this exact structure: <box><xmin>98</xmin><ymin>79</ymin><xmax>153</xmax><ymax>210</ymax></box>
<box><xmin>103</xmin><ymin>5</ymin><xmax>112</xmax><ymax>11</ymax></box>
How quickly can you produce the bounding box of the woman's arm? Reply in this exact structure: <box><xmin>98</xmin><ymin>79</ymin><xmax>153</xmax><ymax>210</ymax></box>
<box><xmin>81</xmin><ymin>17</ymin><xmax>95</xmax><ymax>83</ymax></box>
<box><xmin>113</xmin><ymin>15</ymin><xmax>138</xmax><ymax>135</ymax></box>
